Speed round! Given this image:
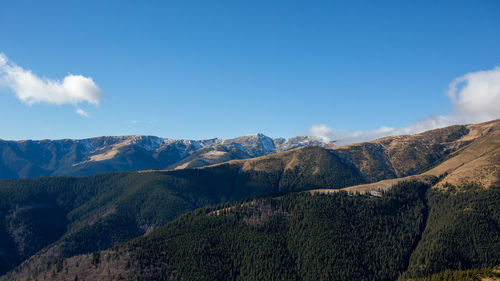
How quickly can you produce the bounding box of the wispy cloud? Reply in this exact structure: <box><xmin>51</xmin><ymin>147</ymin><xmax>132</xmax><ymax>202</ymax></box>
<box><xmin>0</xmin><ymin>53</ymin><xmax>103</xmax><ymax>108</ymax></box>
<box><xmin>76</xmin><ymin>108</ymin><xmax>90</xmax><ymax>118</ymax></box>
<box><xmin>310</xmin><ymin>66</ymin><xmax>500</xmax><ymax>145</ymax></box>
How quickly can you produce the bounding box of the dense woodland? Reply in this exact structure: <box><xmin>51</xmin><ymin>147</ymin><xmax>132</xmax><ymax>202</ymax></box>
<box><xmin>402</xmin><ymin>184</ymin><xmax>500</xmax><ymax>278</ymax></box>
<box><xmin>125</xmin><ymin>180</ymin><xmax>430</xmax><ymax>281</ymax></box>
<box><xmin>1</xmin><ymin>180</ymin><xmax>499</xmax><ymax>280</ymax></box>
<box><xmin>119</xmin><ymin>181</ymin><xmax>500</xmax><ymax>281</ymax></box>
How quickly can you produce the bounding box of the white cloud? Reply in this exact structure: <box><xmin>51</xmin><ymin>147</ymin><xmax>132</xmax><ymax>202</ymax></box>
<box><xmin>447</xmin><ymin>67</ymin><xmax>500</xmax><ymax>123</ymax></box>
<box><xmin>310</xmin><ymin>66</ymin><xmax>500</xmax><ymax>145</ymax></box>
<box><xmin>76</xmin><ymin>108</ymin><xmax>90</xmax><ymax>118</ymax></box>
<box><xmin>0</xmin><ymin>53</ymin><xmax>103</xmax><ymax>107</ymax></box>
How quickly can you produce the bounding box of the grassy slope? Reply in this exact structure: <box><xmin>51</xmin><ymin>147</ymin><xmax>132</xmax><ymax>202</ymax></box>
<box><xmin>333</xmin><ymin>124</ymin><xmax>471</xmax><ymax>182</ymax></box>
<box><xmin>409</xmin><ymin>266</ymin><xmax>500</xmax><ymax>281</ymax></box>
<box><xmin>310</xmin><ymin>120</ymin><xmax>500</xmax><ymax>195</ymax></box>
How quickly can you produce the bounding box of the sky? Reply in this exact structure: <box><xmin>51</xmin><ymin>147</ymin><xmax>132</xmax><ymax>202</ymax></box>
<box><xmin>1</xmin><ymin>0</ymin><xmax>499</xmax><ymax>142</ymax></box>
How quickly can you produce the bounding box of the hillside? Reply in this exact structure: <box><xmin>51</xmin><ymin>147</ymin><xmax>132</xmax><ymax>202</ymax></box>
<box><xmin>333</xmin><ymin>123</ymin><xmax>472</xmax><ymax>182</ymax></box>
<box><xmin>410</xmin><ymin>266</ymin><xmax>500</xmax><ymax>281</ymax></box>
<box><xmin>0</xmin><ymin>119</ymin><xmax>498</xmax><ymax>279</ymax></box>
<box><xmin>2</xmin><ymin>119</ymin><xmax>496</xmax><ymax>183</ymax></box>
<box><xmin>311</xmin><ymin>119</ymin><xmax>500</xmax><ymax>194</ymax></box>
<box><xmin>2</xmin><ymin>181</ymin><xmax>431</xmax><ymax>281</ymax></box>
<box><xmin>5</xmin><ymin>181</ymin><xmax>499</xmax><ymax>281</ymax></box>
<box><xmin>0</xmin><ymin>146</ymin><xmax>363</xmax><ymax>276</ymax></box>
<box><xmin>422</xmin><ymin>120</ymin><xmax>500</xmax><ymax>189</ymax></box>
<box><xmin>0</xmin><ymin>134</ymin><xmax>331</xmax><ymax>179</ymax></box>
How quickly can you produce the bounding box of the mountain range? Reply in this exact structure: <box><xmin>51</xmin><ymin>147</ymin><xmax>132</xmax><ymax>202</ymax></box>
<box><xmin>0</xmin><ymin>119</ymin><xmax>498</xmax><ymax>280</ymax></box>
<box><xmin>0</xmin><ymin>134</ymin><xmax>332</xmax><ymax>179</ymax></box>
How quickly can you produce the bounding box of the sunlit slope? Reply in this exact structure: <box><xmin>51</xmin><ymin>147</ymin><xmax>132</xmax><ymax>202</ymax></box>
<box><xmin>312</xmin><ymin>119</ymin><xmax>500</xmax><ymax>194</ymax></box>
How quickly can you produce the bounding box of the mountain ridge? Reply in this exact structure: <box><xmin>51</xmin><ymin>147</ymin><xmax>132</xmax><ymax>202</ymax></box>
<box><xmin>0</xmin><ymin>133</ymin><xmax>333</xmax><ymax>179</ymax></box>
<box><xmin>310</xmin><ymin>119</ymin><xmax>500</xmax><ymax>194</ymax></box>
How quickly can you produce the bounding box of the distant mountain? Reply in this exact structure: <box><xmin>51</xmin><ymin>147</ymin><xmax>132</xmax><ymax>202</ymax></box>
<box><xmin>0</xmin><ymin>134</ymin><xmax>332</xmax><ymax>179</ymax></box>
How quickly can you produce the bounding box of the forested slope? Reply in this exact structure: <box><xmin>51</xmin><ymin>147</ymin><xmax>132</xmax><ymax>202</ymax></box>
<box><xmin>4</xmin><ymin>181</ymin><xmax>430</xmax><ymax>281</ymax></box>
<box><xmin>6</xmin><ymin>181</ymin><xmax>500</xmax><ymax>281</ymax></box>
<box><xmin>401</xmin><ymin>184</ymin><xmax>500</xmax><ymax>278</ymax></box>
<box><xmin>0</xmin><ymin>146</ymin><xmax>363</xmax><ymax>276</ymax></box>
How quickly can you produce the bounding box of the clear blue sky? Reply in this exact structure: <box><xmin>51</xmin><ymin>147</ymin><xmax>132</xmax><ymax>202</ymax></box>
<box><xmin>1</xmin><ymin>0</ymin><xmax>499</xmax><ymax>140</ymax></box>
